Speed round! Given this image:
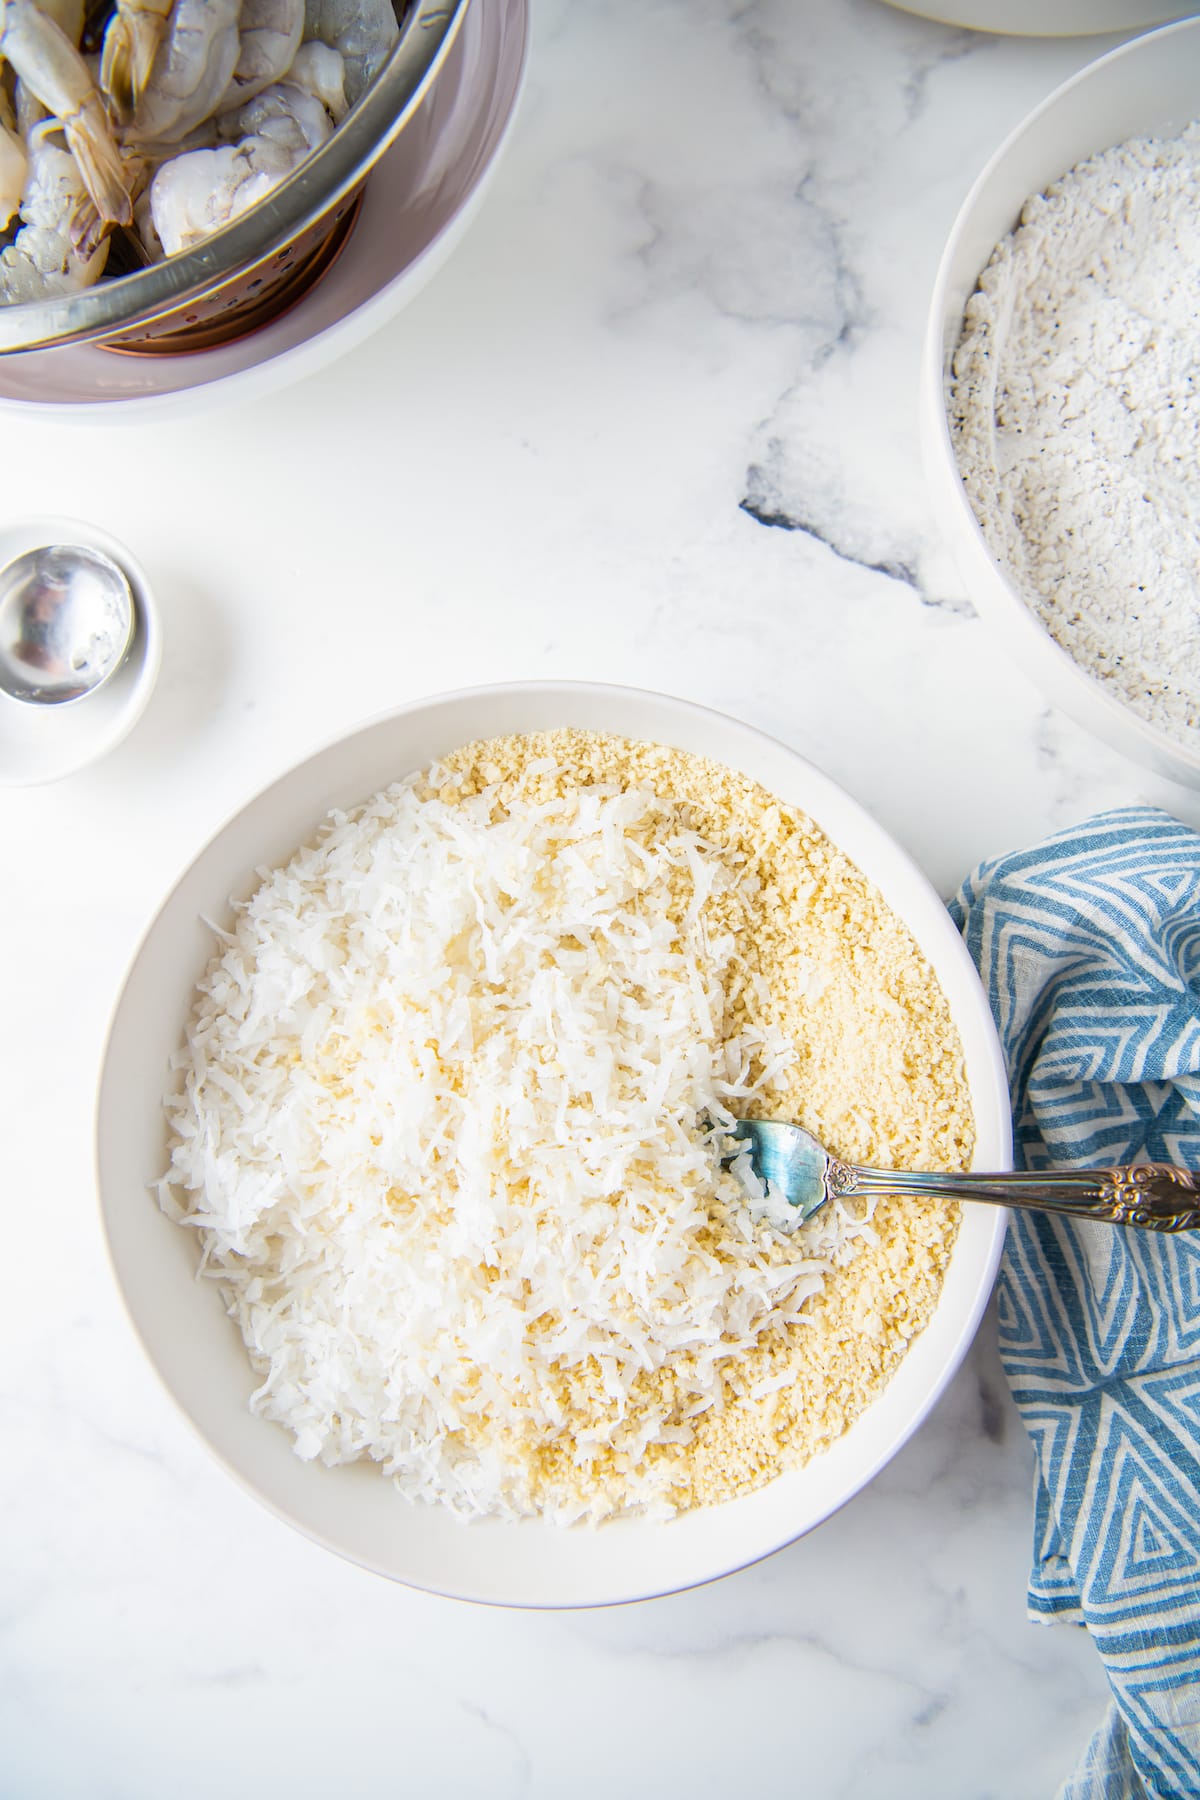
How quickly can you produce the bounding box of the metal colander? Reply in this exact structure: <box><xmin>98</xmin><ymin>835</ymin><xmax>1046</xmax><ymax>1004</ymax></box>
<box><xmin>0</xmin><ymin>0</ymin><xmax>471</xmax><ymax>356</ymax></box>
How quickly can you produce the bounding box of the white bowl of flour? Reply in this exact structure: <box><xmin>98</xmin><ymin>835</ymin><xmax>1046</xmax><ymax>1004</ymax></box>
<box><xmin>922</xmin><ymin>17</ymin><xmax>1200</xmax><ymax>788</ymax></box>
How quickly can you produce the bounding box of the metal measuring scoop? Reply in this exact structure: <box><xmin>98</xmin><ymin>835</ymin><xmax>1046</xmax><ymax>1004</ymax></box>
<box><xmin>0</xmin><ymin>542</ymin><xmax>136</xmax><ymax>705</ymax></box>
<box><xmin>729</xmin><ymin>1118</ymin><xmax>1200</xmax><ymax>1233</ymax></box>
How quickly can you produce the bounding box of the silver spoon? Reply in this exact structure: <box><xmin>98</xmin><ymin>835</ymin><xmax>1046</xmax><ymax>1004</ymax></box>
<box><xmin>729</xmin><ymin>1118</ymin><xmax>1200</xmax><ymax>1233</ymax></box>
<box><xmin>0</xmin><ymin>542</ymin><xmax>136</xmax><ymax>705</ymax></box>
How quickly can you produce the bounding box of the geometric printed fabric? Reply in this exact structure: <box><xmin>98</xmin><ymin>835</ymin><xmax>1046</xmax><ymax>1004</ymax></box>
<box><xmin>950</xmin><ymin>808</ymin><xmax>1200</xmax><ymax>1800</ymax></box>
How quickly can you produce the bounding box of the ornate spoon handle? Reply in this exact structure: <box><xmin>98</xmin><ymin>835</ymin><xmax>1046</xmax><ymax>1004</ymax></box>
<box><xmin>828</xmin><ymin>1160</ymin><xmax>1200</xmax><ymax>1232</ymax></box>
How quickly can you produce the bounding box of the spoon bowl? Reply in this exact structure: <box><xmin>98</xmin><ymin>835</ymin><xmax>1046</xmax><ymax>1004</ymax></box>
<box><xmin>731</xmin><ymin>1118</ymin><xmax>1200</xmax><ymax>1232</ymax></box>
<box><xmin>0</xmin><ymin>542</ymin><xmax>136</xmax><ymax>705</ymax></box>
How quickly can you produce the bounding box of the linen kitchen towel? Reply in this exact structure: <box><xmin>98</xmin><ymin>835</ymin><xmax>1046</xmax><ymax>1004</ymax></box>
<box><xmin>950</xmin><ymin>807</ymin><xmax>1200</xmax><ymax>1800</ymax></box>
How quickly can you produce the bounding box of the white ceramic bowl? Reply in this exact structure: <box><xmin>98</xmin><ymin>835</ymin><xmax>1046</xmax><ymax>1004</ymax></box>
<box><xmin>923</xmin><ymin>18</ymin><xmax>1200</xmax><ymax>788</ymax></box>
<box><xmin>0</xmin><ymin>514</ymin><xmax>161</xmax><ymax>786</ymax></box>
<box><xmin>879</xmin><ymin>0</ymin><xmax>1196</xmax><ymax>33</ymax></box>
<box><xmin>96</xmin><ymin>682</ymin><xmax>1010</xmax><ymax>1607</ymax></box>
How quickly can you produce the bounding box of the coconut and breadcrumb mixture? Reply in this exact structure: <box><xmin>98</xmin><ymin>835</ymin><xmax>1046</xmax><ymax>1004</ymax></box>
<box><xmin>441</xmin><ymin>733</ymin><xmax>972</xmax><ymax>1514</ymax></box>
<box><xmin>162</xmin><ymin>729</ymin><xmax>973</xmax><ymax>1523</ymax></box>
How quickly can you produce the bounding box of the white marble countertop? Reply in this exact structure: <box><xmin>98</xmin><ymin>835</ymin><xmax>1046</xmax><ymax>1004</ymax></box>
<box><xmin>6</xmin><ymin>2</ymin><xmax>1199</xmax><ymax>1794</ymax></box>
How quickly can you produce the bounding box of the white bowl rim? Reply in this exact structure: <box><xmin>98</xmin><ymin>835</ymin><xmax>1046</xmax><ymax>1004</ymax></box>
<box><xmin>95</xmin><ymin>679</ymin><xmax>1010</xmax><ymax>1607</ymax></box>
<box><xmin>922</xmin><ymin>15</ymin><xmax>1200</xmax><ymax>788</ymax></box>
<box><xmin>879</xmin><ymin>0</ymin><xmax>1197</xmax><ymax>32</ymax></box>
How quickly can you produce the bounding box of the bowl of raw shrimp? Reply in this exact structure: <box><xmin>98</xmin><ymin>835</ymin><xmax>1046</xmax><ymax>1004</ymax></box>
<box><xmin>0</xmin><ymin>0</ymin><xmax>468</xmax><ymax>354</ymax></box>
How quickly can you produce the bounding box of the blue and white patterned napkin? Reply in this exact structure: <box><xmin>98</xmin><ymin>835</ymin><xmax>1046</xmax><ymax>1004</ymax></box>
<box><xmin>950</xmin><ymin>807</ymin><xmax>1200</xmax><ymax>1800</ymax></box>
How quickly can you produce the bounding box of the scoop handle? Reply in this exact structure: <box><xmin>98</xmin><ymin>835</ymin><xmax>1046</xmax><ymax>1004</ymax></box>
<box><xmin>834</xmin><ymin>1161</ymin><xmax>1200</xmax><ymax>1232</ymax></box>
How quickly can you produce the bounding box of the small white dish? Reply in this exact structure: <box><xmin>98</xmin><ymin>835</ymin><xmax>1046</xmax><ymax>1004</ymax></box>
<box><xmin>97</xmin><ymin>681</ymin><xmax>1011</xmax><ymax>1608</ymax></box>
<box><xmin>877</xmin><ymin>0</ymin><xmax>1197</xmax><ymax>32</ymax></box>
<box><xmin>0</xmin><ymin>515</ymin><xmax>161</xmax><ymax>786</ymax></box>
<box><xmin>0</xmin><ymin>0</ymin><xmax>528</xmax><ymax>423</ymax></box>
<box><xmin>922</xmin><ymin>17</ymin><xmax>1200</xmax><ymax>789</ymax></box>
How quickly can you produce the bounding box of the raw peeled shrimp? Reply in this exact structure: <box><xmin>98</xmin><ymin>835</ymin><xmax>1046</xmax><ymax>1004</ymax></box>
<box><xmin>302</xmin><ymin>0</ymin><xmax>397</xmax><ymax>105</ymax></box>
<box><xmin>219</xmin><ymin>0</ymin><xmax>304</xmax><ymax>112</ymax></box>
<box><xmin>0</xmin><ymin>0</ymin><xmax>130</xmax><ymax>223</ymax></box>
<box><xmin>125</xmin><ymin>0</ymin><xmax>242</xmax><ymax>145</ymax></box>
<box><xmin>148</xmin><ymin>41</ymin><xmax>344</xmax><ymax>256</ymax></box>
<box><xmin>0</xmin><ymin>115</ymin><xmax>108</xmax><ymax>298</ymax></box>
<box><xmin>0</xmin><ymin>88</ymin><xmax>27</xmax><ymax>229</ymax></box>
<box><xmin>277</xmin><ymin>37</ymin><xmax>345</xmax><ymax>122</ymax></box>
<box><xmin>100</xmin><ymin>0</ymin><xmax>173</xmax><ymax>117</ymax></box>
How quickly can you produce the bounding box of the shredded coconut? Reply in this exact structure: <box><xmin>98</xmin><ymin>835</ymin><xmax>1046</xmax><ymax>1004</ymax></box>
<box><xmin>160</xmin><ymin>731</ymin><xmax>973</xmax><ymax>1524</ymax></box>
<box><xmin>950</xmin><ymin>121</ymin><xmax>1200</xmax><ymax>745</ymax></box>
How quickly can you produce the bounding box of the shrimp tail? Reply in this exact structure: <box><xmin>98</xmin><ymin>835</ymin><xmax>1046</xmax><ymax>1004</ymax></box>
<box><xmin>64</xmin><ymin>93</ymin><xmax>132</xmax><ymax>224</ymax></box>
<box><xmin>69</xmin><ymin>190</ymin><xmax>103</xmax><ymax>255</ymax></box>
<box><xmin>100</xmin><ymin>2</ymin><xmax>173</xmax><ymax>120</ymax></box>
<box><xmin>71</xmin><ymin>140</ymin><xmax>151</xmax><ymax>249</ymax></box>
